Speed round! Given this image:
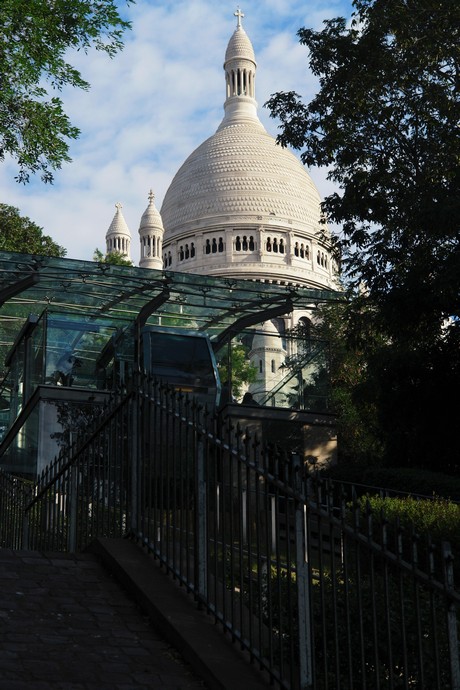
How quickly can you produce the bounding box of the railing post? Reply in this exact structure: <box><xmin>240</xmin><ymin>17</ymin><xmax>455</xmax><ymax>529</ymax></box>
<box><xmin>68</xmin><ymin>464</ymin><xmax>78</xmax><ymax>552</ymax></box>
<box><xmin>293</xmin><ymin>453</ymin><xmax>314</xmax><ymax>689</ymax></box>
<box><xmin>22</xmin><ymin>484</ymin><xmax>31</xmax><ymax>550</ymax></box>
<box><xmin>195</xmin><ymin>422</ymin><xmax>207</xmax><ymax>602</ymax></box>
<box><xmin>22</xmin><ymin>512</ymin><xmax>29</xmax><ymax>550</ymax></box>
<box><xmin>130</xmin><ymin>380</ymin><xmax>140</xmax><ymax>536</ymax></box>
<box><xmin>443</xmin><ymin>542</ymin><xmax>460</xmax><ymax>690</ymax></box>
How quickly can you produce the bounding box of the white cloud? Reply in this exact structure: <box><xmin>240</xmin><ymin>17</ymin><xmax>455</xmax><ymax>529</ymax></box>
<box><xmin>0</xmin><ymin>0</ymin><xmax>353</xmax><ymax>266</ymax></box>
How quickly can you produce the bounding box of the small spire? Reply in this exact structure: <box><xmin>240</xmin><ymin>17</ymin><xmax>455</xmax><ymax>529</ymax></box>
<box><xmin>148</xmin><ymin>189</ymin><xmax>155</xmax><ymax>204</ymax></box>
<box><xmin>115</xmin><ymin>202</ymin><xmax>122</xmax><ymax>211</ymax></box>
<box><xmin>234</xmin><ymin>6</ymin><xmax>244</xmax><ymax>29</ymax></box>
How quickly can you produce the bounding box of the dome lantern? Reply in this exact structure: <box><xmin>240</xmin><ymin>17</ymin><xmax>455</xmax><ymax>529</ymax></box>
<box><xmin>221</xmin><ymin>6</ymin><xmax>258</xmax><ymax>127</ymax></box>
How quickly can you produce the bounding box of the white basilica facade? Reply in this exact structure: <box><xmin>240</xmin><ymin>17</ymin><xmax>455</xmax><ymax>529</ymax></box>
<box><xmin>104</xmin><ymin>9</ymin><xmax>340</xmax><ymax>405</ymax></box>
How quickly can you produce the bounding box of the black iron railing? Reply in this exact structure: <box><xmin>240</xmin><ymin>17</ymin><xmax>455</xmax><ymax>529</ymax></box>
<box><xmin>1</xmin><ymin>375</ymin><xmax>459</xmax><ymax>690</ymax></box>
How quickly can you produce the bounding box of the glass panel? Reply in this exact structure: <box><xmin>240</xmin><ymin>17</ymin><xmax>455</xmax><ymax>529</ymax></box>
<box><xmin>142</xmin><ymin>328</ymin><xmax>220</xmax><ymax>406</ymax></box>
<box><xmin>29</xmin><ymin>315</ymin><xmax>45</xmax><ymax>394</ymax></box>
<box><xmin>217</xmin><ymin>325</ymin><xmax>331</xmax><ymax>412</ymax></box>
<box><xmin>45</xmin><ymin>315</ymin><xmax>117</xmax><ymax>390</ymax></box>
<box><xmin>0</xmin><ymin>399</ymin><xmax>40</xmax><ymax>478</ymax></box>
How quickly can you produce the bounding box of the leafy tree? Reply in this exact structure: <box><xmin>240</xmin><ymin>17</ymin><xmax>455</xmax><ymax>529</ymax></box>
<box><xmin>266</xmin><ymin>0</ymin><xmax>460</xmax><ymax>470</ymax></box>
<box><xmin>0</xmin><ymin>203</ymin><xmax>66</xmax><ymax>256</ymax></box>
<box><xmin>93</xmin><ymin>248</ymin><xmax>133</xmax><ymax>266</ymax></box>
<box><xmin>0</xmin><ymin>0</ymin><xmax>132</xmax><ymax>183</ymax></box>
<box><xmin>266</xmin><ymin>0</ymin><xmax>459</xmax><ymax>317</ymax></box>
<box><xmin>292</xmin><ymin>307</ymin><xmax>384</xmax><ymax>465</ymax></box>
<box><xmin>217</xmin><ymin>341</ymin><xmax>257</xmax><ymax>400</ymax></box>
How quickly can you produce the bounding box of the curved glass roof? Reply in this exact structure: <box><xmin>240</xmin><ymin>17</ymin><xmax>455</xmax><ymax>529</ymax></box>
<box><xmin>0</xmin><ymin>250</ymin><xmax>342</xmax><ymax>351</ymax></box>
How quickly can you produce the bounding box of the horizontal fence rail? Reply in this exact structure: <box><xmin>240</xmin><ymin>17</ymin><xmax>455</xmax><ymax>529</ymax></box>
<box><xmin>1</xmin><ymin>373</ymin><xmax>459</xmax><ymax>690</ymax></box>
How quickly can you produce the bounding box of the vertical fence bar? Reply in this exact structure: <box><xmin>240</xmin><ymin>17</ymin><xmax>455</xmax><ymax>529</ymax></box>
<box><xmin>130</xmin><ymin>385</ymin><xmax>139</xmax><ymax>537</ymax></box>
<box><xmin>195</xmin><ymin>427</ymin><xmax>207</xmax><ymax>602</ymax></box>
<box><xmin>293</xmin><ymin>454</ymin><xmax>314</xmax><ymax>690</ymax></box>
<box><xmin>443</xmin><ymin>542</ymin><xmax>460</xmax><ymax>690</ymax></box>
<box><xmin>68</xmin><ymin>464</ymin><xmax>78</xmax><ymax>552</ymax></box>
<box><xmin>22</xmin><ymin>483</ymin><xmax>31</xmax><ymax>550</ymax></box>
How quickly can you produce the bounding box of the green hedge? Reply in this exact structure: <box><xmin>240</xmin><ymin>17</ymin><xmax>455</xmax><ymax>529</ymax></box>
<box><xmin>360</xmin><ymin>494</ymin><xmax>460</xmax><ymax>559</ymax></box>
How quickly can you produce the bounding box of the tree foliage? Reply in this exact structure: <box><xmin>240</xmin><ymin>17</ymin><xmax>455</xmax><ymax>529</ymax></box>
<box><xmin>266</xmin><ymin>0</ymin><xmax>460</xmax><ymax>470</ymax></box>
<box><xmin>0</xmin><ymin>0</ymin><xmax>132</xmax><ymax>183</ymax></box>
<box><xmin>266</xmin><ymin>0</ymin><xmax>459</xmax><ymax>327</ymax></box>
<box><xmin>0</xmin><ymin>203</ymin><xmax>66</xmax><ymax>256</ymax></box>
<box><xmin>217</xmin><ymin>341</ymin><xmax>258</xmax><ymax>400</ymax></box>
<box><xmin>293</xmin><ymin>307</ymin><xmax>384</xmax><ymax>465</ymax></box>
<box><xmin>93</xmin><ymin>248</ymin><xmax>133</xmax><ymax>266</ymax></box>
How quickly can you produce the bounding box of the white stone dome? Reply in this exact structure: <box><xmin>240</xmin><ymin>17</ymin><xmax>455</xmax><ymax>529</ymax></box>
<box><xmin>160</xmin><ymin>122</ymin><xmax>324</xmax><ymax>236</ymax></box>
<box><xmin>159</xmin><ymin>11</ymin><xmax>337</xmax><ymax>291</ymax></box>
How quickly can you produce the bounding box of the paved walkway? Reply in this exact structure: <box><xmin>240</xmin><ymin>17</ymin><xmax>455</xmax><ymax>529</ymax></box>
<box><xmin>0</xmin><ymin>549</ymin><xmax>208</xmax><ymax>690</ymax></box>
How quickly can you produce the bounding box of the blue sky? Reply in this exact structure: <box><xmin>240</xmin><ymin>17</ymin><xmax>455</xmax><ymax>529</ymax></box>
<box><xmin>0</xmin><ymin>0</ymin><xmax>354</xmax><ymax>264</ymax></box>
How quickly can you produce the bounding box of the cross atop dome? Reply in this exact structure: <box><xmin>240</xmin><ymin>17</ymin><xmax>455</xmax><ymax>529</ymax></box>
<box><xmin>234</xmin><ymin>7</ymin><xmax>244</xmax><ymax>29</ymax></box>
<box><xmin>148</xmin><ymin>189</ymin><xmax>155</xmax><ymax>204</ymax></box>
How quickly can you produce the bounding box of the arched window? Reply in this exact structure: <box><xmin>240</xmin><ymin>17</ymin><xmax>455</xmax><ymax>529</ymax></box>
<box><xmin>191</xmin><ymin>242</ymin><xmax>195</xmax><ymax>258</ymax></box>
<box><xmin>298</xmin><ymin>317</ymin><xmax>312</xmax><ymax>341</ymax></box>
<box><xmin>249</xmin><ymin>236</ymin><xmax>255</xmax><ymax>250</ymax></box>
<box><xmin>179</xmin><ymin>246</ymin><xmax>184</xmax><ymax>261</ymax></box>
<box><xmin>242</xmin><ymin>235</ymin><xmax>248</xmax><ymax>251</ymax></box>
<box><xmin>185</xmin><ymin>244</ymin><xmax>190</xmax><ymax>259</ymax></box>
<box><xmin>271</xmin><ymin>359</ymin><xmax>276</xmax><ymax>373</ymax></box>
<box><xmin>294</xmin><ymin>242</ymin><xmax>299</xmax><ymax>257</ymax></box>
<box><xmin>218</xmin><ymin>237</ymin><xmax>224</xmax><ymax>252</ymax></box>
<box><xmin>212</xmin><ymin>238</ymin><xmax>217</xmax><ymax>253</ymax></box>
<box><xmin>273</xmin><ymin>238</ymin><xmax>278</xmax><ymax>253</ymax></box>
<box><xmin>235</xmin><ymin>236</ymin><xmax>241</xmax><ymax>251</ymax></box>
<box><xmin>266</xmin><ymin>237</ymin><xmax>272</xmax><ymax>252</ymax></box>
<box><xmin>205</xmin><ymin>239</ymin><xmax>211</xmax><ymax>255</ymax></box>
<box><xmin>279</xmin><ymin>239</ymin><xmax>285</xmax><ymax>254</ymax></box>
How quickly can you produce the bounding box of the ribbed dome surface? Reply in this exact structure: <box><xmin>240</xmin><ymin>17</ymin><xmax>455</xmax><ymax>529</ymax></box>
<box><xmin>225</xmin><ymin>26</ymin><xmax>255</xmax><ymax>63</ymax></box>
<box><xmin>106</xmin><ymin>203</ymin><xmax>130</xmax><ymax>238</ymax></box>
<box><xmin>160</xmin><ymin>121</ymin><xmax>323</xmax><ymax>239</ymax></box>
<box><xmin>139</xmin><ymin>192</ymin><xmax>163</xmax><ymax>232</ymax></box>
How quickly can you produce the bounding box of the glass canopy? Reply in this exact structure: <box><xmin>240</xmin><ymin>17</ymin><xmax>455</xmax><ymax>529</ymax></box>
<box><xmin>0</xmin><ymin>250</ymin><xmax>342</xmax><ymax>359</ymax></box>
<box><xmin>0</xmin><ymin>250</ymin><xmax>342</xmax><ymax>477</ymax></box>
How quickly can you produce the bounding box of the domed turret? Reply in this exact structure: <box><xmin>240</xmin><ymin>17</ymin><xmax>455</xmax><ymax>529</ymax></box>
<box><xmin>106</xmin><ymin>202</ymin><xmax>131</xmax><ymax>261</ymax></box>
<box><xmin>160</xmin><ymin>9</ymin><xmax>337</xmax><ymax>291</ymax></box>
<box><xmin>139</xmin><ymin>189</ymin><xmax>164</xmax><ymax>270</ymax></box>
<box><xmin>249</xmin><ymin>320</ymin><xmax>287</xmax><ymax>402</ymax></box>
